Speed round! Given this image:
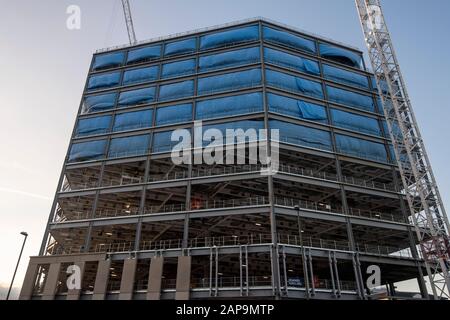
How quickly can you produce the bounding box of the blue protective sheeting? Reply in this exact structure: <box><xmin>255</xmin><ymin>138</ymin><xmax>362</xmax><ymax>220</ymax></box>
<box><xmin>335</xmin><ymin>134</ymin><xmax>387</xmax><ymax>162</ymax></box>
<box><xmin>331</xmin><ymin>109</ymin><xmax>381</xmax><ymax>136</ymax></box>
<box><xmin>113</xmin><ymin>109</ymin><xmax>153</xmax><ymax>132</ymax></box>
<box><xmin>83</xmin><ymin>93</ymin><xmax>117</xmax><ymax>114</ymax></box>
<box><xmin>76</xmin><ymin>115</ymin><xmax>112</xmax><ymax>137</ymax></box>
<box><xmin>92</xmin><ymin>52</ymin><xmax>124</xmax><ymax>71</ymax></box>
<box><xmin>323</xmin><ymin>64</ymin><xmax>369</xmax><ymax>89</ymax></box>
<box><xmin>270</xmin><ymin>120</ymin><xmax>332</xmax><ymax>151</ymax></box>
<box><xmin>196</xmin><ymin>92</ymin><xmax>263</xmax><ymax>120</ymax></box>
<box><xmin>156</xmin><ymin>103</ymin><xmax>192</xmax><ymax>125</ymax></box>
<box><xmin>127</xmin><ymin>45</ymin><xmax>161</xmax><ymax>64</ymax></box>
<box><xmin>109</xmin><ymin>134</ymin><xmax>150</xmax><ymax>158</ymax></box>
<box><xmin>264</xmin><ymin>48</ymin><xmax>319</xmax><ymax>75</ymax></box>
<box><xmin>266</xmin><ymin>69</ymin><xmax>324</xmax><ymax>99</ymax></box>
<box><xmin>123</xmin><ymin>66</ymin><xmax>159</xmax><ymax>85</ymax></box>
<box><xmin>159</xmin><ymin>80</ymin><xmax>194</xmax><ymax>101</ymax></box>
<box><xmin>201</xmin><ymin>120</ymin><xmax>264</xmax><ymax>145</ymax></box>
<box><xmin>164</xmin><ymin>38</ymin><xmax>197</xmax><ymax>56</ymax></box>
<box><xmin>87</xmin><ymin>72</ymin><xmax>121</xmax><ymax>91</ymax></box>
<box><xmin>200</xmin><ymin>25</ymin><xmax>259</xmax><ymax>50</ymax></box>
<box><xmin>199</xmin><ymin>47</ymin><xmax>260</xmax><ymax>72</ymax></box>
<box><xmin>68</xmin><ymin>140</ymin><xmax>107</xmax><ymax>162</ymax></box>
<box><xmin>263</xmin><ymin>26</ymin><xmax>316</xmax><ymax>54</ymax></box>
<box><xmin>162</xmin><ymin>59</ymin><xmax>196</xmax><ymax>78</ymax></box>
<box><xmin>153</xmin><ymin>129</ymin><xmax>191</xmax><ymax>153</ymax></box>
<box><xmin>198</xmin><ymin>68</ymin><xmax>261</xmax><ymax>95</ymax></box>
<box><xmin>326</xmin><ymin>86</ymin><xmax>375</xmax><ymax>112</ymax></box>
<box><xmin>118</xmin><ymin>87</ymin><xmax>156</xmax><ymax>108</ymax></box>
<box><xmin>267</xmin><ymin>93</ymin><xmax>327</xmax><ymax>124</ymax></box>
<box><xmin>371</xmin><ymin>76</ymin><xmax>389</xmax><ymax>95</ymax></box>
<box><xmin>319</xmin><ymin>43</ymin><xmax>363</xmax><ymax>69</ymax></box>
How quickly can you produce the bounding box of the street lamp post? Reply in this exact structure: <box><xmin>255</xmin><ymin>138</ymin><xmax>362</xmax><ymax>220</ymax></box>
<box><xmin>6</xmin><ymin>232</ymin><xmax>28</xmax><ymax>300</ymax></box>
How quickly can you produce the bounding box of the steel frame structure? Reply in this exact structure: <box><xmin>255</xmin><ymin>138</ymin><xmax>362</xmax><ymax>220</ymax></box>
<box><xmin>19</xmin><ymin>18</ymin><xmax>435</xmax><ymax>300</ymax></box>
<box><xmin>355</xmin><ymin>0</ymin><xmax>450</xmax><ymax>299</ymax></box>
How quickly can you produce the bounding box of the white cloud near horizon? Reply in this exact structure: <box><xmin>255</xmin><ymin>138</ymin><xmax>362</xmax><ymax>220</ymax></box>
<box><xmin>0</xmin><ymin>187</ymin><xmax>52</xmax><ymax>201</ymax></box>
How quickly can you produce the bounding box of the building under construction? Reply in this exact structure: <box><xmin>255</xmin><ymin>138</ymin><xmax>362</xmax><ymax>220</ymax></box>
<box><xmin>19</xmin><ymin>17</ymin><xmax>440</xmax><ymax>300</ymax></box>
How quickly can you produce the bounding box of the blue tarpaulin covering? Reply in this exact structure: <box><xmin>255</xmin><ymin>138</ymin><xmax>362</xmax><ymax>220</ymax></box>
<box><xmin>323</xmin><ymin>64</ymin><xmax>369</xmax><ymax>89</ymax></box>
<box><xmin>159</xmin><ymin>80</ymin><xmax>194</xmax><ymax>101</ymax></box>
<box><xmin>164</xmin><ymin>38</ymin><xmax>196</xmax><ymax>56</ymax></box>
<box><xmin>196</xmin><ymin>92</ymin><xmax>263</xmax><ymax>120</ymax></box>
<box><xmin>83</xmin><ymin>93</ymin><xmax>117</xmax><ymax>114</ymax></box>
<box><xmin>266</xmin><ymin>69</ymin><xmax>324</xmax><ymax>99</ymax></box>
<box><xmin>335</xmin><ymin>134</ymin><xmax>387</xmax><ymax>162</ymax></box>
<box><xmin>68</xmin><ymin>140</ymin><xmax>107</xmax><ymax>162</ymax></box>
<box><xmin>113</xmin><ymin>109</ymin><xmax>153</xmax><ymax>132</ymax></box>
<box><xmin>326</xmin><ymin>86</ymin><xmax>375</xmax><ymax>112</ymax></box>
<box><xmin>200</xmin><ymin>25</ymin><xmax>259</xmax><ymax>50</ymax></box>
<box><xmin>76</xmin><ymin>115</ymin><xmax>111</xmax><ymax>137</ymax></box>
<box><xmin>127</xmin><ymin>45</ymin><xmax>161</xmax><ymax>64</ymax></box>
<box><xmin>264</xmin><ymin>48</ymin><xmax>319</xmax><ymax>75</ymax></box>
<box><xmin>156</xmin><ymin>103</ymin><xmax>192</xmax><ymax>125</ymax></box>
<box><xmin>331</xmin><ymin>109</ymin><xmax>381</xmax><ymax>136</ymax></box>
<box><xmin>319</xmin><ymin>43</ymin><xmax>363</xmax><ymax>69</ymax></box>
<box><xmin>162</xmin><ymin>59</ymin><xmax>196</xmax><ymax>78</ymax></box>
<box><xmin>123</xmin><ymin>66</ymin><xmax>159</xmax><ymax>85</ymax></box>
<box><xmin>263</xmin><ymin>26</ymin><xmax>316</xmax><ymax>54</ymax></box>
<box><xmin>198</xmin><ymin>68</ymin><xmax>261</xmax><ymax>95</ymax></box>
<box><xmin>92</xmin><ymin>52</ymin><xmax>124</xmax><ymax>71</ymax></box>
<box><xmin>270</xmin><ymin>120</ymin><xmax>332</xmax><ymax>151</ymax></box>
<box><xmin>109</xmin><ymin>134</ymin><xmax>150</xmax><ymax>158</ymax></box>
<box><xmin>87</xmin><ymin>72</ymin><xmax>121</xmax><ymax>91</ymax></box>
<box><xmin>118</xmin><ymin>87</ymin><xmax>156</xmax><ymax>107</ymax></box>
<box><xmin>199</xmin><ymin>47</ymin><xmax>260</xmax><ymax>72</ymax></box>
<box><xmin>267</xmin><ymin>93</ymin><xmax>327</xmax><ymax>123</ymax></box>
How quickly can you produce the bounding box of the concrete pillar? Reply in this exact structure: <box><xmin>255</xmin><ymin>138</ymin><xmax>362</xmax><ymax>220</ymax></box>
<box><xmin>119</xmin><ymin>258</ymin><xmax>137</xmax><ymax>300</ymax></box>
<box><xmin>42</xmin><ymin>262</ymin><xmax>62</xmax><ymax>300</ymax></box>
<box><xmin>19</xmin><ymin>261</ymin><xmax>39</xmax><ymax>300</ymax></box>
<box><xmin>175</xmin><ymin>256</ymin><xmax>191</xmax><ymax>300</ymax></box>
<box><xmin>92</xmin><ymin>259</ymin><xmax>111</xmax><ymax>300</ymax></box>
<box><xmin>147</xmin><ymin>257</ymin><xmax>164</xmax><ymax>300</ymax></box>
<box><xmin>66</xmin><ymin>261</ymin><xmax>86</xmax><ymax>300</ymax></box>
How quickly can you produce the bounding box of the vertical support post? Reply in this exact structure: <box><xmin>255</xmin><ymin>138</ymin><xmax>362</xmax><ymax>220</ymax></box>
<box><xmin>41</xmin><ymin>262</ymin><xmax>61</xmax><ymax>300</ymax></box>
<box><xmin>328</xmin><ymin>252</ymin><xmax>336</xmax><ymax>297</ymax></box>
<box><xmin>302</xmin><ymin>249</ymin><xmax>310</xmax><ymax>299</ymax></box>
<box><xmin>333</xmin><ymin>252</ymin><xmax>341</xmax><ymax>297</ymax></box>
<box><xmin>92</xmin><ymin>259</ymin><xmax>111</xmax><ymax>300</ymax></box>
<box><xmin>119</xmin><ymin>257</ymin><xmax>137</xmax><ymax>300</ymax></box>
<box><xmin>19</xmin><ymin>261</ymin><xmax>39</xmax><ymax>300</ymax></box>
<box><xmin>308</xmin><ymin>251</ymin><xmax>315</xmax><ymax>296</ymax></box>
<box><xmin>175</xmin><ymin>255</ymin><xmax>191</xmax><ymax>300</ymax></box>
<box><xmin>147</xmin><ymin>256</ymin><xmax>164</xmax><ymax>300</ymax></box>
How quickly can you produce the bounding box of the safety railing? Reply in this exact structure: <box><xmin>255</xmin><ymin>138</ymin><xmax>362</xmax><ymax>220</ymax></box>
<box><xmin>191</xmin><ymin>164</ymin><xmax>263</xmax><ymax>178</ymax></box>
<box><xmin>60</xmin><ymin>174</ymin><xmax>99</xmax><ymax>192</ymax></box>
<box><xmin>341</xmin><ymin>175</ymin><xmax>397</xmax><ymax>192</ymax></box>
<box><xmin>148</xmin><ymin>171</ymin><xmax>188</xmax><ymax>182</ymax></box>
<box><xmin>274</xmin><ymin>196</ymin><xmax>405</xmax><ymax>223</ymax></box>
<box><xmin>95</xmin><ymin>241</ymin><xmax>135</xmax><ymax>253</ymax></box>
<box><xmin>101</xmin><ymin>175</ymin><xmax>144</xmax><ymax>187</ymax></box>
<box><xmin>49</xmin><ymin>232</ymin><xmax>414</xmax><ymax>260</ymax></box>
<box><xmin>95</xmin><ymin>207</ymin><xmax>140</xmax><ymax>219</ymax></box>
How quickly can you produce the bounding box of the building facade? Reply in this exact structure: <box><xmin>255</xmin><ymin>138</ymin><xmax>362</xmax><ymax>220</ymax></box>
<box><xmin>19</xmin><ymin>18</ymin><xmax>428</xmax><ymax>300</ymax></box>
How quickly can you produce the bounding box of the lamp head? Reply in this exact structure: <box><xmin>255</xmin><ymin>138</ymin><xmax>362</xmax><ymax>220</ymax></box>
<box><xmin>20</xmin><ymin>232</ymin><xmax>28</xmax><ymax>237</ymax></box>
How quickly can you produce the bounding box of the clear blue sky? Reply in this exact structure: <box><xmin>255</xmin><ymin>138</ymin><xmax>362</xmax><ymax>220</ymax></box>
<box><xmin>1</xmin><ymin>0</ymin><xmax>449</xmax><ymax>297</ymax></box>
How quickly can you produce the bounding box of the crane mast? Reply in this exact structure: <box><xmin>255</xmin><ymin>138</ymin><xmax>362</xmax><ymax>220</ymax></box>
<box><xmin>355</xmin><ymin>0</ymin><xmax>450</xmax><ymax>299</ymax></box>
<box><xmin>121</xmin><ymin>0</ymin><xmax>137</xmax><ymax>45</ymax></box>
